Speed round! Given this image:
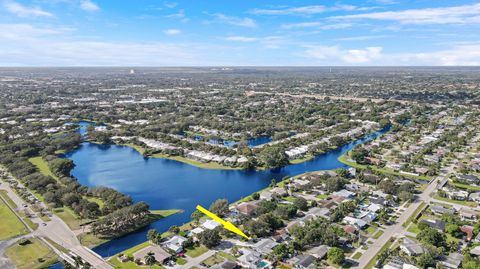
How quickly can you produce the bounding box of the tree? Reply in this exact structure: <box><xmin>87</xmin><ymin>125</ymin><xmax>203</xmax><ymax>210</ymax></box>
<box><xmin>50</xmin><ymin>158</ymin><xmax>75</xmax><ymax>177</ymax></box>
<box><xmin>445</xmin><ymin>223</ymin><xmax>462</xmax><ymax>238</ymax></box>
<box><xmin>272</xmin><ymin>244</ymin><xmax>289</xmax><ymax>260</ymax></box>
<box><xmin>147</xmin><ymin>229</ymin><xmax>161</xmax><ymax>244</ymax></box>
<box><xmin>83</xmin><ymin>262</ymin><xmax>92</xmax><ymax>269</ymax></box>
<box><xmin>209</xmin><ymin>199</ymin><xmax>229</xmax><ymax>217</ymax></box>
<box><xmin>198</xmin><ymin>229</ymin><xmax>221</xmax><ymax>248</ymax></box>
<box><xmin>398</xmin><ymin>191</ymin><xmax>414</xmax><ymax>202</ymax></box>
<box><xmin>259</xmin><ymin>146</ymin><xmax>288</xmax><ymax>168</ymax></box>
<box><xmin>293</xmin><ymin>197</ymin><xmax>308</xmax><ymax>211</ymax></box>
<box><xmin>328</xmin><ymin>247</ymin><xmax>345</xmax><ymax>265</ymax></box>
<box><xmin>417</xmin><ymin>227</ymin><xmax>445</xmax><ymax>247</ymax></box>
<box><xmin>190</xmin><ymin>210</ymin><xmax>202</xmax><ymax>225</ymax></box>
<box><xmin>144</xmin><ymin>252</ymin><xmax>156</xmax><ymax>268</ymax></box>
<box><xmin>326</xmin><ymin>177</ymin><xmax>345</xmax><ymax>192</ymax></box>
<box><xmin>252</xmin><ymin>192</ymin><xmax>260</xmax><ymax>200</ymax></box>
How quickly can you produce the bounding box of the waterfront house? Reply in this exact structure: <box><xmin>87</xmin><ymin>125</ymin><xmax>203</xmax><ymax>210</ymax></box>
<box><xmin>236</xmin><ymin>201</ymin><xmax>259</xmax><ymax>216</ymax></box>
<box><xmin>202</xmin><ymin>219</ymin><xmax>221</xmax><ymax>230</ymax></box>
<box><xmin>133</xmin><ymin>245</ymin><xmax>172</xmax><ymax>265</ymax></box>
<box><xmin>164</xmin><ymin>235</ymin><xmax>187</xmax><ymax>253</ymax></box>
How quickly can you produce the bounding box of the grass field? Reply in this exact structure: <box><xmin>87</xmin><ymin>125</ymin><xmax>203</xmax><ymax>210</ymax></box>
<box><xmin>202</xmin><ymin>251</ymin><xmax>235</xmax><ymax>266</ymax></box>
<box><xmin>28</xmin><ymin>157</ymin><xmax>59</xmax><ymax>180</ymax></box>
<box><xmin>451</xmin><ymin>182</ymin><xmax>480</xmax><ymax>191</ymax></box>
<box><xmin>186</xmin><ymin>245</ymin><xmax>209</xmax><ymax>258</ymax></box>
<box><xmin>5</xmin><ymin>238</ymin><xmax>57</xmax><ymax>269</ymax></box>
<box><xmin>53</xmin><ymin>207</ymin><xmax>87</xmax><ymax>230</ymax></box>
<box><xmin>0</xmin><ymin>197</ymin><xmax>28</xmax><ymax>240</ymax></box>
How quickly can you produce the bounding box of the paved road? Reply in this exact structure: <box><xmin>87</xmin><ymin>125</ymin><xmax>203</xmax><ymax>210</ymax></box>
<box><xmin>353</xmin><ymin>162</ymin><xmax>456</xmax><ymax>269</ymax></box>
<box><xmin>0</xmin><ymin>170</ymin><xmax>113</xmax><ymax>269</ymax></box>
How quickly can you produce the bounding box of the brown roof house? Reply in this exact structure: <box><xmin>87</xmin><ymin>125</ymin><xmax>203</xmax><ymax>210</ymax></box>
<box><xmin>133</xmin><ymin>245</ymin><xmax>172</xmax><ymax>265</ymax></box>
<box><xmin>236</xmin><ymin>201</ymin><xmax>259</xmax><ymax>216</ymax></box>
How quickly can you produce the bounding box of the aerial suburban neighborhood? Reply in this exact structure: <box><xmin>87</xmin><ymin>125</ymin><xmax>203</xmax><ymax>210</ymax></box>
<box><xmin>1</xmin><ymin>1</ymin><xmax>480</xmax><ymax>269</ymax></box>
<box><xmin>0</xmin><ymin>66</ymin><xmax>479</xmax><ymax>269</ymax></box>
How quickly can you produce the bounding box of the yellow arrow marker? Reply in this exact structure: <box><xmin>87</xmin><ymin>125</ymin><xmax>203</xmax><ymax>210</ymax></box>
<box><xmin>196</xmin><ymin>205</ymin><xmax>250</xmax><ymax>240</ymax></box>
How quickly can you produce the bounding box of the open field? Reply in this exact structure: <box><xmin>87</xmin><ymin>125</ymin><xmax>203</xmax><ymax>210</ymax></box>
<box><xmin>5</xmin><ymin>238</ymin><xmax>57</xmax><ymax>269</ymax></box>
<box><xmin>0</xmin><ymin>196</ymin><xmax>28</xmax><ymax>240</ymax></box>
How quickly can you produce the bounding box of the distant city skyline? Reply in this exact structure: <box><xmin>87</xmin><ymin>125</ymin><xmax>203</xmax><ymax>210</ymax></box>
<box><xmin>1</xmin><ymin>0</ymin><xmax>480</xmax><ymax>66</ymax></box>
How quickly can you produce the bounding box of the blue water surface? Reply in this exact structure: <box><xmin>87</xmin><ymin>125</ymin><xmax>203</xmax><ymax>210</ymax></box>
<box><xmin>62</xmin><ymin>125</ymin><xmax>390</xmax><ymax>257</ymax></box>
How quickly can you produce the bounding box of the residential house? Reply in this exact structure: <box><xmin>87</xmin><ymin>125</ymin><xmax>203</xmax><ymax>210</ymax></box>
<box><xmin>461</xmin><ymin>225</ymin><xmax>474</xmax><ymax>241</ymax></box>
<box><xmin>211</xmin><ymin>260</ymin><xmax>238</xmax><ymax>269</ymax></box>
<box><xmin>307</xmin><ymin>245</ymin><xmax>328</xmax><ymax>260</ymax></box>
<box><xmin>430</xmin><ymin>204</ymin><xmax>455</xmax><ymax>216</ymax></box>
<box><xmin>333</xmin><ymin>189</ymin><xmax>356</xmax><ymax>199</ymax></box>
<box><xmin>439</xmin><ymin>253</ymin><xmax>464</xmax><ymax>269</ymax></box>
<box><xmin>237</xmin><ymin>249</ymin><xmax>263</xmax><ymax>269</ymax></box>
<box><xmin>164</xmin><ymin>235</ymin><xmax>187</xmax><ymax>253</ymax></box>
<box><xmin>132</xmin><ymin>245</ymin><xmax>172</xmax><ymax>265</ymax></box>
<box><xmin>289</xmin><ymin>254</ymin><xmax>316</xmax><ymax>269</ymax></box>
<box><xmin>459</xmin><ymin>208</ymin><xmax>478</xmax><ymax>220</ymax></box>
<box><xmin>202</xmin><ymin>219</ymin><xmax>221</xmax><ymax>230</ymax></box>
<box><xmin>419</xmin><ymin>219</ymin><xmax>446</xmax><ymax>232</ymax></box>
<box><xmin>400</xmin><ymin>238</ymin><xmax>424</xmax><ymax>257</ymax></box>
<box><xmin>236</xmin><ymin>201</ymin><xmax>259</xmax><ymax>216</ymax></box>
<box><xmin>469</xmin><ymin>192</ymin><xmax>480</xmax><ymax>203</ymax></box>
<box><xmin>254</xmin><ymin>238</ymin><xmax>278</xmax><ymax>255</ymax></box>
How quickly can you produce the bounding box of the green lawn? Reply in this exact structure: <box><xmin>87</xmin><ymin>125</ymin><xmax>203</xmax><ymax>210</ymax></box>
<box><xmin>202</xmin><ymin>252</ymin><xmax>236</xmax><ymax>266</ymax></box>
<box><xmin>150</xmin><ymin>209</ymin><xmax>182</xmax><ymax>218</ymax></box>
<box><xmin>352</xmin><ymin>252</ymin><xmax>362</xmax><ymax>260</ymax></box>
<box><xmin>365</xmin><ymin>238</ymin><xmax>393</xmax><ymax>269</ymax></box>
<box><xmin>5</xmin><ymin>238</ymin><xmax>57</xmax><ymax>269</ymax></box>
<box><xmin>186</xmin><ymin>245</ymin><xmax>209</xmax><ymax>258</ymax></box>
<box><xmin>373</xmin><ymin>230</ymin><xmax>384</xmax><ymax>239</ymax></box>
<box><xmin>53</xmin><ymin>207</ymin><xmax>88</xmax><ymax>230</ymax></box>
<box><xmin>402</xmin><ymin>202</ymin><xmax>426</xmax><ymax>228</ymax></box>
<box><xmin>0</xmin><ymin>197</ymin><xmax>28</xmax><ymax>240</ymax></box>
<box><xmin>28</xmin><ymin>157</ymin><xmax>59</xmax><ymax>181</ymax></box>
<box><xmin>451</xmin><ymin>182</ymin><xmax>480</xmax><ymax>191</ymax></box>
<box><xmin>407</xmin><ymin>223</ymin><xmax>421</xmax><ymax>234</ymax></box>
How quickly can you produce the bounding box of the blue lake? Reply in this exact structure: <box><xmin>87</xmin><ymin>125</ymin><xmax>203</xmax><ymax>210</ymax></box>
<box><xmin>64</xmin><ymin>125</ymin><xmax>390</xmax><ymax>257</ymax></box>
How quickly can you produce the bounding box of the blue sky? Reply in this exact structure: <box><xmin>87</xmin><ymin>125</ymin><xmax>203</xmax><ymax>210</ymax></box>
<box><xmin>1</xmin><ymin>0</ymin><xmax>480</xmax><ymax>66</ymax></box>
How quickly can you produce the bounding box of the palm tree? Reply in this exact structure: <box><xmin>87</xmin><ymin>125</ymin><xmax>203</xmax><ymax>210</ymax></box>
<box><xmin>72</xmin><ymin>255</ymin><xmax>83</xmax><ymax>268</ymax></box>
<box><xmin>83</xmin><ymin>262</ymin><xmax>92</xmax><ymax>269</ymax></box>
<box><xmin>144</xmin><ymin>252</ymin><xmax>156</xmax><ymax>269</ymax></box>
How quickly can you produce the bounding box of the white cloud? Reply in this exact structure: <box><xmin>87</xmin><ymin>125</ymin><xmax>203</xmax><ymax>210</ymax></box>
<box><xmin>304</xmin><ymin>43</ymin><xmax>480</xmax><ymax>65</ymax></box>
<box><xmin>282</xmin><ymin>22</ymin><xmax>352</xmax><ymax>30</ymax></box>
<box><xmin>80</xmin><ymin>0</ymin><xmax>100</xmax><ymax>12</ymax></box>
<box><xmin>332</xmin><ymin>3</ymin><xmax>480</xmax><ymax>25</ymax></box>
<box><xmin>211</xmin><ymin>13</ymin><xmax>257</xmax><ymax>27</ymax></box>
<box><xmin>4</xmin><ymin>1</ymin><xmax>53</xmax><ymax>17</ymax></box>
<box><xmin>251</xmin><ymin>4</ymin><xmax>370</xmax><ymax>16</ymax></box>
<box><xmin>225</xmin><ymin>36</ymin><xmax>258</xmax><ymax>42</ymax></box>
<box><xmin>164</xmin><ymin>29</ymin><xmax>181</xmax><ymax>35</ymax></box>
<box><xmin>305</xmin><ymin>45</ymin><xmax>383</xmax><ymax>64</ymax></box>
